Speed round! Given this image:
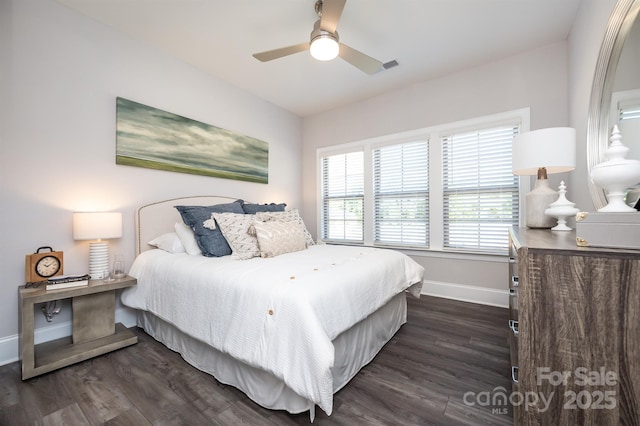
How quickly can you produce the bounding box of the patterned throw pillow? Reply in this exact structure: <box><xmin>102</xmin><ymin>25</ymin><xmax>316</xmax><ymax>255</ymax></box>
<box><xmin>253</xmin><ymin>220</ymin><xmax>307</xmax><ymax>258</ymax></box>
<box><xmin>255</xmin><ymin>209</ymin><xmax>315</xmax><ymax>247</ymax></box>
<box><xmin>206</xmin><ymin>213</ymin><xmax>260</xmax><ymax>260</ymax></box>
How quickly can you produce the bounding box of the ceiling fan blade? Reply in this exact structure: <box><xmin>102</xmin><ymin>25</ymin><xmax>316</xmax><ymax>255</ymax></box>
<box><xmin>320</xmin><ymin>0</ymin><xmax>346</xmax><ymax>33</ymax></box>
<box><xmin>253</xmin><ymin>42</ymin><xmax>310</xmax><ymax>62</ymax></box>
<box><xmin>339</xmin><ymin>43</ymin><xmax>383</xmax><ymax>74</ymax></box>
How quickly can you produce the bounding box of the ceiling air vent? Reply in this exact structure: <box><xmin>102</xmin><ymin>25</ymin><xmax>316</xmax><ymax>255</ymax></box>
<box><xmin>383</xmin><ymin>60</ymin><xmax>399</xmax><ymax>70</ymax></box>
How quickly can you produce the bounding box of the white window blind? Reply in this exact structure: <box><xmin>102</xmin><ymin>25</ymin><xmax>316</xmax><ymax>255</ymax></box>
<box><xmin>321</xmin><ymin>152</ymin><xmax>364</xmax><ymax>242</ymax></box>
<box><xmin>373</xmin><ymin>140</ymin><xmax>429</xmax><ymax>247</ymax></box>
<box><xmin>620</xmin><ymin>105</ymin><xmax>640</xmax><ymax>121</ymax></box>
<box><xmin>442</xmin><ymin>125</ymin><xmax>520</xmax><ymax>253</ymax></box>
<box><xmin>618</xmin><ymin>105</ymin><xmax>640</xmax><ymax>157</ymax></box>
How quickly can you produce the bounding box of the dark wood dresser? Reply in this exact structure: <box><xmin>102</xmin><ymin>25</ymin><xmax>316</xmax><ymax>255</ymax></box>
<box><xmin>508</xmin><ymin>226</ymin><xmax>640</xmax><ymax>425</ymax></box>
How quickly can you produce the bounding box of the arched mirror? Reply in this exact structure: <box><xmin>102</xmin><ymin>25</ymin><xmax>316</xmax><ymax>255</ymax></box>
<box><xmin>587</xmin><ymin>0</ymin><xmax>640</xmax><ymax>209</ymax></box>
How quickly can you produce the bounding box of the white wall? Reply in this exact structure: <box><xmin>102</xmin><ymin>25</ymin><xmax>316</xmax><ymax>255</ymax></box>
<box><xmin>0</xmin><ymin>0</ymin><xmax>302</xmax><ymax>355</ymax></box>
<box><xmin>302</xmin><ymin>42</ymin><xmax>569</xmax><ymax>301</ymax></box>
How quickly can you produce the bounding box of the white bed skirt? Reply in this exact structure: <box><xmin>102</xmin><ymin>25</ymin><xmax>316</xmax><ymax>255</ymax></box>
<box><xmin>136</xmin><ymin>291</ymin><xmax>407</xmax><ymax>418</ymax></box>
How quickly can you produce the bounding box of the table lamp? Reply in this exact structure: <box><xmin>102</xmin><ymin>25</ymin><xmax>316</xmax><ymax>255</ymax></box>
<box><xmin>73</xmin><ymin>212</ymin><xmax>122</xmax><ymax>279</ymax></box>
<box><xmin>512</xmin><ymin>127</ymin><xmax>576</xmax><ymax>228</ymax></box>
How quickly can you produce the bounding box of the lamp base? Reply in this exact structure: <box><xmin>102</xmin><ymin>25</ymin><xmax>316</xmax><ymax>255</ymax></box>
<box><xmin>89</xmin><ymin>241</ymin><xmax>110</xmax><ymax>280</ymax></box>
<box><xmin>525</xmin><ymin>178</ymin><xmax>558</xmax><ymax>229</ymax></box>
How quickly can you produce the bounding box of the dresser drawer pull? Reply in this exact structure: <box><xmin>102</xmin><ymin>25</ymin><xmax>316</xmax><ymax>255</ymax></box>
<box><xmin>508</xmin><ymin>256</ymin><xmax>516</xmax><ymax>264</ymax></box>
<box><xmin>509</xmin><ymin>288</ymin><xmax>516</xmax><ymax>296</ymax></box>
<box><xmin>511</xmin><ymin>366</ymin><xmax>519</xmax><ymax>384</ymax></box>
<box><xmin>509</xmin><ymin>319</ymin><xmax>519</xmax><ymax>336</ymax></box>
<box><xmin>511</xmin><ymin>276</ymin><xmax>519</xmax><ymax>287</ymax></box>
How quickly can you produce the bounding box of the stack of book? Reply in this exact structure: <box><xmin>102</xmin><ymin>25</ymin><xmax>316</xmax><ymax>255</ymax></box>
<box><xmin>46</xmin><ymin>274</ymin><xmax>90</xmax><ymax>290</ymax></box>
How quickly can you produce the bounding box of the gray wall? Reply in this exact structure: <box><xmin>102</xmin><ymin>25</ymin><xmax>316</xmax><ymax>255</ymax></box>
<box><xmin>1</xmin><ymin>0</ymin><xmax>302</xmax><ymax>343</ymax></box>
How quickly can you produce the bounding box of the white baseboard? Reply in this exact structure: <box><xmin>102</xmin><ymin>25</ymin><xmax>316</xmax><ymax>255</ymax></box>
<box><xmin>0</xmin><ymin>307</ymin><xmax>138</xmax><ymax>367</ymax></box>
<box><xmin>421</xmin><ymin>280</ymin><xmax>509</xmax><ymax>308</ymax></box>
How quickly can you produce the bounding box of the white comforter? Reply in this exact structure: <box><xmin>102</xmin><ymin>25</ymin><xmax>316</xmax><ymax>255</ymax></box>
<box><xmin>121</xmin><ymin>244</ymin><xmax>424</xmax><ymax>415</ymax></box>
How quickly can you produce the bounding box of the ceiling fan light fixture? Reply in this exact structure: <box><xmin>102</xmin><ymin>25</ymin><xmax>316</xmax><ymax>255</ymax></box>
<box><xmin>252</xmin><ymin>0</ymin><xmax>384</xmax><ymax>74</ymax></box>
<box><xmin>310</xmin><ymin>34</ymin><xmax>339</xmax><ymax>61</ymax></box>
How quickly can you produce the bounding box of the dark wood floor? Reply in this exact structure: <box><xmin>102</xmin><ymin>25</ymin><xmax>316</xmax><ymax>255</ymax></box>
<box><xmin>0</xmin><ymin>296</ymin><xmax>513</xmax><ymax>425</ymax></box>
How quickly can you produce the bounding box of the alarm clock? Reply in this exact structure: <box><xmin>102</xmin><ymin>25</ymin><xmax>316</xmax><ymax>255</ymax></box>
<box><xmin>26</xmin><ymin>246</ymin><xmax>64</xmax><ymax>284</ymax></box>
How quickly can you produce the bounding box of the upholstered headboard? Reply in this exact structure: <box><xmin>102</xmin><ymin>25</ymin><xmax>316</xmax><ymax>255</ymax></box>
<box><xmin>135</xmin><ymin>196</ymin><xmax>239</xmax><ymax>255</ymax></box>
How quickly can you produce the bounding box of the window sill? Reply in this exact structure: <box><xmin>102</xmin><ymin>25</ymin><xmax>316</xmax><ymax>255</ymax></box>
<box><xmin>320</xmin><ymin>241</ymin><xmax>507</xmax><ymax>263</ymax></box>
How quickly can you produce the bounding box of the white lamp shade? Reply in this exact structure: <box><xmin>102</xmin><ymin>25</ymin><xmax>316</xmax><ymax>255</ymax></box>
<box><xmin>73</xmin><ymin>212</ymin><xmax>122</xmax><ymax>240</ymax></box>
<box><xmin>310</xmin><ymin>35</ymin><xmax>339</xmax><ymax>61</ymax></box>
<box><xmin>512</xmin><ymin>127</ymin><xmax>576</xmax><ymax>176</ymax></box>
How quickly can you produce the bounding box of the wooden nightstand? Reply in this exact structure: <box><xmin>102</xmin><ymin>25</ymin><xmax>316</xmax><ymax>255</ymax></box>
<box><xmin>19</xmin><ymin>276</ymin><xmax>138</xmax><ymax>380</ymax></box>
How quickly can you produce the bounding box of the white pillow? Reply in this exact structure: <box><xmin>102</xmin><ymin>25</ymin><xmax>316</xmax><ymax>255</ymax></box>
<box><xmin>174</xmin><ymin>221</ymin><xmax>202</xmax><ymax>256</ymax></box>
<box><xmin>253</xmin><ymin>220</ymin><xmax>306</xmax><ymax>258</ymax></box>
<box><xmin>206</xmin><ymin>213</ymin><xmax>259</xmax><ymax>260</ymax></box>
<box><xmin>148</xmin><ymin>232</ymin><xmax>186</xmax><ymax>254</ymax></box>
<box><xmin>255</xmin><ymin>209</ymin><xmax>315</xmax><ymax>247</ymax></box>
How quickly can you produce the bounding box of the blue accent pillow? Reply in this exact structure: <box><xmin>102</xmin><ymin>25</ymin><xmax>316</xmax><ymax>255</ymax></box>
<box><xmin>175</xmin><ymin>200</ymin><xmax>245</xmax><ymax>257</ymax></box>
<box><xmin>242</xmin><ymin>202</ymin><xmax>287</xmax><ymax>214</ymax></box>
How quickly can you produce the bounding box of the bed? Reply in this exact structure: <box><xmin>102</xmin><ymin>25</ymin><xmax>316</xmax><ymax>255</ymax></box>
<box><xmin>120</xmin><ymin>196</ymin><xmax>424</xmax><ymax>420</ymax></box>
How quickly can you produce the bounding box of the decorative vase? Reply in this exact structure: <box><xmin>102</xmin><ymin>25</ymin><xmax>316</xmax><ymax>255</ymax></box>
<box><xmin>590</xmin><ymin>125</ymin><xmax>640</xmax><ymax>212</ymax></box>
<box><xmin>545</xmin><ymin>181</ymin><xmax>580</xmax><ymax>231</ymax></box>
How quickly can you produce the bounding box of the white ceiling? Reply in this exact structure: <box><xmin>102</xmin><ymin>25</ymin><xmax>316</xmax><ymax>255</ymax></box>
<box><xmin>56</xmin><ymin>0</ymin><xmax>583</xmax><ymax>117</ymax></box>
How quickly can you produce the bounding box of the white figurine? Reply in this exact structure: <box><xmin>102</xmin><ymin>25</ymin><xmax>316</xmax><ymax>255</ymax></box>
<box><xmin>545</xmin><ymin>181</ymin><xmax>579</xmax><ymax>231</ymax></box>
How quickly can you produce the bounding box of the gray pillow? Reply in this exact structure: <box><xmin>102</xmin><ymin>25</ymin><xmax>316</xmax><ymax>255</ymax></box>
<box><xmin>175</xmin><ymin>200</ymin><xmax>245</xmax><ymax>257</ymax></box>
<box><xmin>241</xmin><ymin>202</ymin><xmax>286</xmax><ymax>214</ymax></box>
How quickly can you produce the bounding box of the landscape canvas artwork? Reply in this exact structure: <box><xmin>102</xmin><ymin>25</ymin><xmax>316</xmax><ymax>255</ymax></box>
<box><xmin>116</xmin><ymin>97</ymin><xmax>268</xmax><ymax>183</ymax></box>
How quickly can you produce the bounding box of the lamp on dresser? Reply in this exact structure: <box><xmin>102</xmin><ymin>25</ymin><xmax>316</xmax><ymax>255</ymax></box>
<box><xmin>512</xmin><ymin>127</ymin><xmax>576</xmax><ymax>228</ymax></box>
<box><xmin>73</xmin><ymin>212</ymin><xmax>122</xmax><ymax>280</ymax></box>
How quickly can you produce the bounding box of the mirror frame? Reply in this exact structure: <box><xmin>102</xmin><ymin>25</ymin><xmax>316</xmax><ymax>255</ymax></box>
<box><xmin>587</xmin><ymin>0</ymin><xmax>640</xmax><ymax>209</ymax></box>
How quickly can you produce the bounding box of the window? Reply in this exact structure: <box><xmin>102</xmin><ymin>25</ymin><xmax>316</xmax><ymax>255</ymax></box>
<box><xmin>617</xmin><ymin>101</ymin><xmax>640</xmax><ymax>151</ymax></box>
<box><xmin>619</xmin><ymin>105</ymin><xmax>640</xmax><ymax>121</ymax></box>
<box><xmin>442</xmin><ymin>125</ymin><xmax>520</xmax><ymax>253</ymax></box>
<box><xmin>373</xmin><ymin>140</ymin><xmax>429</xmax><ymax>247</ymax></box>
<box><xmin>317</xmin><ymin>108</ymin><xmax>528</xmax><ymax>254</ymax></box>
<box><xmin>321</xmin><ymin>152</ymin><xmax>364</xmax><ymax>242</ymax></box>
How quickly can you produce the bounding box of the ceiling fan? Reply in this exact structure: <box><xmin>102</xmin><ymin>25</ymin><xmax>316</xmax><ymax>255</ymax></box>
<box><xmin>252</xmin><ymin>0</ymin><xmax>387</xmax><ymax>75</ymax></box>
